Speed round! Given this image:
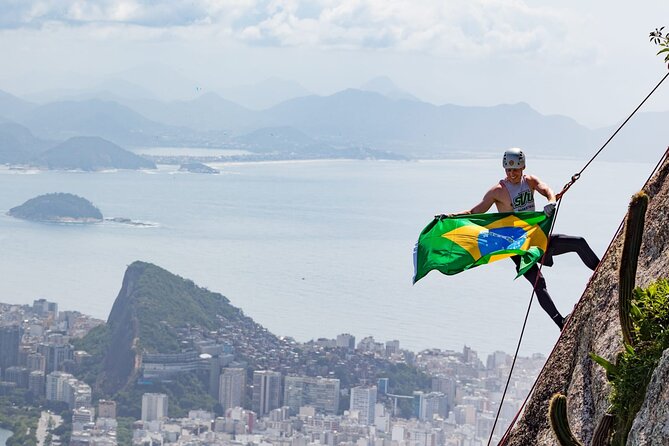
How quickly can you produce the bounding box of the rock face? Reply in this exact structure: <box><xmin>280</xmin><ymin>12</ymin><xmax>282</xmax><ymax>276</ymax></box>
<box><xmin>627</xmin><ymin>348</ymin><xmax>669</xmax><ymax>445</ymax></box>
<box><xmin>502</xmin><ymin>151</ymin><xmax>669</xmax><ymax>445</ymax></box>
<box><xmin>96</xmin><ymin>261</ymin><xmax>255</xmax><ymax>394</ymax></box>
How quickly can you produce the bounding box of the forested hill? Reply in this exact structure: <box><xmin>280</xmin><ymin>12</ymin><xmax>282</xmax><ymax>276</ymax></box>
<box><xmin>75</xmin><ymin>261</ymin><xmax>429</xmax><ymax>419</ymax></box>
<box><xmin>8</xmin><ymin>192</ymin><xmax>103</xmax><ymax>223</ymax></box>
<box><xmin>89</xmin><ymin>261</ymin><xmax>262</xmax><ymax>394</ymax></box>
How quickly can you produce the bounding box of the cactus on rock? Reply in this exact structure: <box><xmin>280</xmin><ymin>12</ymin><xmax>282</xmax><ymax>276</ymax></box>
<box><xmin>618</xmin><ymin>191</ymin><xmax>648</xmax><ymax>346</ymax></box>
<box><xmin>549</xmin><ymin>393</ymin><xmax>584</xmax><ymax>446</ymax></box>
<box><xmin>591</xmin><ymin>413</ymin><xmax>614</xmax><ymax>446</ymax></box>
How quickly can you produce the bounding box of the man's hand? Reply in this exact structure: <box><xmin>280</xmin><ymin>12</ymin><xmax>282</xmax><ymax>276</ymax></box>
<box><xmin>434</xmin><ymin>214</ymin><xmax>453</xmax><ymax>220</ymax></box>
<box><xmin>544</xmin><ymin>202</ymin><xmax>556</xmax><ymax>217</ymax></box>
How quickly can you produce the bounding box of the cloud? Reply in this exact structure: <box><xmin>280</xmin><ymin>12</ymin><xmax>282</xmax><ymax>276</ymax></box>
<box><xmin>0</xmin><ymin>0</ymin><xmax>581</xmax><ymax>59</ymax></box>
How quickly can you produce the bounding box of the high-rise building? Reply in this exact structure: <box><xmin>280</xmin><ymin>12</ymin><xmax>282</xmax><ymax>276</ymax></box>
<box><xmin>46</xmin><ymin>371</ymin><xmax>73</xmax><ymax>401</ymax></box>
<box><xmin>385</xmin><ymin>340</ymin><xmax>400</xmax><ymax>356</ymax></box>
<box><xmin>72</xmin><ymin>407</ymin><xmax>95</xmax><ymax>425</ymax></box>
<box><xmin>28</xmin><ymin>371</ymin><xmax>45</xmax><ymax>397</ymax></box>
<box><xmin>252</xmin><ymin>370</ymin><xmax>281</xmax><ymax>416</ymax></box>
<box><xmin>453</xmin><ymin>404</ymin><xmax>477</xmax><ymax>425</ymax></box>
<box><xmin>336</xmin><ymin>334</ymin><xmax>355</xmax><ymax>350</ymax></box>
<box><xmin>377</xmin><ymin>378</ymin><xmax>389</xmax><ymax>395</ymax></box>
<box><xmin>283</xmin><ymin>376</ymin><xmax>340</xmax><ymax>415</ymax></box>
<box><xmin>26</xmin><ymin>353</ymin><xmax>46</xmax><ymax>373</ymax></box>
<box><xmin>4</xmin><ymin>366</ymin><xmax>29</xmax><ymax>388</ymax></box>
<box><xmin>98</xmin><ymin>400</ymin><xmax>117</xmax><ymax>419</ymax></box>
<box><xmin>33</xmin><ymin>299</ymin><xmax>58</xmax><ymax>318</ymax></box>
<box><xmin>431</xmin><ymin>376</ymin><xmax>456</xmax><ymax>412</ymax></box>
<box><xmin>420</xmin><ymin>392</ymin><xmax>448</xmax><ymax>420</ymax></box>
<box><xmin>412</xmin><ymin>391</ymin><xmax>424</xmax><ymax>419</ymax></box>
<box><xmin>219</xmin><ymin>368</ymin><xmax>246</xmax><ymax>412</ymax></box>
<box><xmin>38</xmin><ymin>342</ymin><xmax>74</xmax><ymax>373</ymax></box>
<box><xmin>350</xmin><ymin>386</ymin><xmax>377</xmax><ymax>425</ymax></box>
<box><xmin>0</xmin><ymin>325</ymin><xmax>22</xmax><ymax>371</ymax></box>
<box><xmin>141</xmin><ymin>393</ymin><xmax>168</xmax><ymax>422</ymax></box>
<box><xmin>64</xmin><ymin>379</ymin><xmax>91</xmax><ymax>409</ymax></box>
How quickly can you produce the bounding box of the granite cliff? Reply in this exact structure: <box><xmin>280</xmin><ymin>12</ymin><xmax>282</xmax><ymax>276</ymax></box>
<box><xmin>503</xmin><ymin>149</ymin><xmax>669</xmax><ymax>445</ymax></box>
<box><xmin>95</xmin><ymin>260</ymin><xmax>251</xmax><ymax>395</ymax></box>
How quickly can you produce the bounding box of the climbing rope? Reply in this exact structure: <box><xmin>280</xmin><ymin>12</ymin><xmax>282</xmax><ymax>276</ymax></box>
<box><xmin>487</xmin><ymin>70</ymin><xmax>669</xmax><ymax>446</ymax></box>
<box><xmin>495</xmin><ymin>147</ymin><xmax>669</xmax><ymax>446</ymax></box>
<box><xmin>557</xmin><ymin>70</ymin><xmax>669</xmax><ymax>199</ymax></box>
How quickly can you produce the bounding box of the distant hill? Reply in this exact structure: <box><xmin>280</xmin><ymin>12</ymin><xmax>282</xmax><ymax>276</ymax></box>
<box><xmin>592</xmin><ymin>110</ymin><xmax>669</xmax><ymax>161</ymax></box>
<box><xmin>256</xmin><ymin>89</ymin><xmax>598</xmax><ymax>158</ymax></box>
<box><xmin>218</xmin><ymin>77</ymin><xmax>313</xmax><ymax>110</ymax></box>
<box><xmin>360</xmin><ymin>76</ymin><xmax>419</xmax><ymax>101</ymax></box>
<box><xmin>234</xmin><ymin>126</ymin><xmax>408</xmax><ymax>160</ymax></box>
<box><xmin>234</xmin><ymin>126</ymin><xmax>323</xmax><ymax>153</ymax></box>
<box><xmin>0</xmin><ymin>89</ymin><xmax>35</xmax><ymax>120</ymax></box>
<box><xmin>8</xmin><ymin>192</ymin><xmax>103</xmax><ymax>223</ymax></box>
<box><xmin>33</xmin><ymin>136</ymin><xmax>156</xmax><ymax>171</ymax></box>
<box><xmin>122</xmin><ymin>92</ymin><xmax>255</xmax><ymax>132</ymax></box>
<box><xmin>0</xmin><ymin>121</ymin><xmax>51</xmax><ymax>164</ymax></box>
<box><xmin>17</xmin><ymin>99</ymin><xmax>184</xmax><ymax>146</ymax></box>
<box><xmin>2</xmin><ymin>87</ymin><xmax>666</xmax><ymax>162</ymax></box>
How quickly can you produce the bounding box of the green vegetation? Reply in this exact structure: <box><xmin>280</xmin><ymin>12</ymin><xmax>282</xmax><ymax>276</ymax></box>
<box><xmin>71</xmin><ymin>324</ymin><xmax>110</xmax><ymax>383</ymax></box>
<box><xmin>609</xmin><ymin>279</ymin><xmax>669</xmax><ymax>445</ymax></box>
<box><xmin>589</xmin><ymin>279</ymin><xmax>669</xmax><ymax>445</ymax></box>
<box><xmin>587</xmin><ymin>192</ymin><xmax>669</xmax><ymax>445</ymax></box>
<box><xmin>618</xmin><ymin>192</ymin><xmax>648</xmax><ymax>346</ymax></box>
<box><xmin>73</xmin><ymin>261</ymin><xmax>434</xmax><ymax>426</ymax></box>
<box><xmin>113</xmin><ymin>372</ymin><xmax>216</xmax><ymax>420</ymax></box>
<box><xmin>73</xmin><ymin>262</ymin><xmax>239</xmax><ymax>419</ymax></box>
<box><xmin>650</xmin><ymin>27</ymin><xmax>669</xmax><ymax>63</ymax></box>
<box><xmin>379</xmin><ymin>363</ymin><xmax>431</xmax><ymax>418</ymax></box>
<box><xmin>548</xmin><ymin>394</ymin><xmax>583</xmax><ymax>446</ymax></box>
<box><xmin>116</xmin><ymin>417</ymin><xmax>134</xmax><ymax>446</ymax></box>
<box><xmin>8</xmin><ymin>192</ymin><xmax>103</xmax><ymax>222</ymax></box>
<box><xmin>381</xmin><ymin>362</ymin><xmax>431</xmax><ymax>396</ymax></box>
<box><xmin>0</xmin><ymin>399</ymin><xmax>40</xmax><ymax>446</ymax></box>
<box><xmin>129</xmin><ymin>264</ymin><xmax>240</xmax><ymax>353</ymax></box>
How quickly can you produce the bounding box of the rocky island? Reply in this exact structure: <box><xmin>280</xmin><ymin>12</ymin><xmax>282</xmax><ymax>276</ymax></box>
<box><xmin>8</xmin><ymin>192</ymin><xmax>103</xmax><ymax>223</ymax></box>
<box><xmin>178</xmin><ymin>162</ymin><xmax>219</xmax><ymax>174</ymax></box>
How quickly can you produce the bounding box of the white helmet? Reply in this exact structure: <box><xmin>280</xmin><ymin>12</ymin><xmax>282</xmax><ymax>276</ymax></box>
<box><xmin>502</xmin><ymin>147</ymin><xmax>525</xmax><ymax>169</ymax></box>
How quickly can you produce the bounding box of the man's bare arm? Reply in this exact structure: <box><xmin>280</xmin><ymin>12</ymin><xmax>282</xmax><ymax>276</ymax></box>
<box><xmin>528</xmin><ymin>175</ymin><xmax>556</xmax><ymax>202</ymax></box>
<box><xmin>446</xmin><ymin>186</ymin><xmax>499</xmax><ymax>217</ymax></box>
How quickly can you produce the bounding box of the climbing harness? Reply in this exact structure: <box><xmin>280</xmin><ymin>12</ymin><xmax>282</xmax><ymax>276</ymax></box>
<box><xmin>488</xmin><ymin>70</ymin><xmax>669</xmax><ymax>446</ymax></box>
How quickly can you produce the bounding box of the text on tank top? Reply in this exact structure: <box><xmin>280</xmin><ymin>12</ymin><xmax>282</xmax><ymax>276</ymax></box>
<box><xmin>500</xmin><ymin>176</ymin><xmax>535</xmax><ymax>212</ymax></box>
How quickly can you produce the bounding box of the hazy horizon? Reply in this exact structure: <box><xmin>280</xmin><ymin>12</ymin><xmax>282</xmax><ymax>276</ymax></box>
<box><xmin>1</xmin><ymin>1</ymin><xmax>668</xmax><ymax>128</ymax></box>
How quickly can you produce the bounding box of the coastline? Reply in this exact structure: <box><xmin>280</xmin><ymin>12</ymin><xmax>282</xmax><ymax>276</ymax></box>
<box><xmin>0</xmin><ymin>426</ymin><xmax>12</xmax><ymax>446</ymax></box>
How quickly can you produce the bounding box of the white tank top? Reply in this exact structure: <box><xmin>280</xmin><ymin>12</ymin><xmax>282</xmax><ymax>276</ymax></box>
<box><xmin>500</xmin><ymin>176</ymin><xmax>535</xmax><ymax>212</ymax></box>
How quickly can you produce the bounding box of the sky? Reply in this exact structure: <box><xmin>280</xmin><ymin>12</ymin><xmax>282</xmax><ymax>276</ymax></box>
<box><xmin>1</xmin><ymin>0</ymin><xmax>668</xmax><ymax>127</ymax></box>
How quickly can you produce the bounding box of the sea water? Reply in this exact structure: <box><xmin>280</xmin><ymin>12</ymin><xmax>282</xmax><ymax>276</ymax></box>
<box><xmin>0</xmin><ymin>158</ymin><xmax>655</xmax><ymax>357</ymax></box>
<box><xmin>0</xmin><ymin>428</ymin><xmax>11</xmax><ymax>446</ymax></box>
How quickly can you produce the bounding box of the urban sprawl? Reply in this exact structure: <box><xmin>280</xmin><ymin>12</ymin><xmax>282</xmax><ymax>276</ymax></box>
<box><xmin>0</xmin><ymin>300</ymin><xmax>545</xmax><ymax>445</ymax></box>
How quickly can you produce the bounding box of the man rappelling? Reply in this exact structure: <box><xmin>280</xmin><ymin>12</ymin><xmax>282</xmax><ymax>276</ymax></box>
<box><xmin>437</xmin><ymin>148</ymin><xmax>600</xmax><ymax>329</ymax></box>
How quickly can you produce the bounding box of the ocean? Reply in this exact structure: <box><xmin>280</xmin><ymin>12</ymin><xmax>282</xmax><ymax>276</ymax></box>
<box><xmin>0</xmin><ymin>428</ymin><xmax>10</xmax><ymax>446</ymax></box>
<box><xmin>0</xmin><ymin>157</ymin><xmax>656</xmax><ymax>358</ymax></box>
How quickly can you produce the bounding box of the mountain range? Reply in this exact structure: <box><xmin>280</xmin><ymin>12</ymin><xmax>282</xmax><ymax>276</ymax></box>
<box><xmin>0</xmin><ymin>83</ymin><xmax>667</xmax><ymax>163</ymax></box>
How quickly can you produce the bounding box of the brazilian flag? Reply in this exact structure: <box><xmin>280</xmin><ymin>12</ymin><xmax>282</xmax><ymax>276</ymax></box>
<box><xmin>413</xmin><ymin>212</ymin><xmax>553</xmax><ymax>284</ymax></box>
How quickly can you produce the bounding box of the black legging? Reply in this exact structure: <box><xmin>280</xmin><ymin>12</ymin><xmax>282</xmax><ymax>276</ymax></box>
<box><xmin>511</xmin><ymin>234</ymin><xmax>600</xmax><ymax>329</ymax></box>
